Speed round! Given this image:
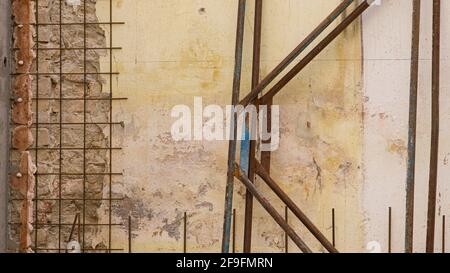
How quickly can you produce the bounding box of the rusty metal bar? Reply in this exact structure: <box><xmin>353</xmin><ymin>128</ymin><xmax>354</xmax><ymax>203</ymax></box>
<box><xmin>108</xmin><ymin>0</ymin><xmax>114</xmax><ymax>253</ymax></box>
<box><xmin>183</xmin><ymin>212</ymin><xmax>187</xmax><ymax>253</ymax></box>
<box><xmin>17</xmin><ymin>21</ymin><xmax>125</xmax><ymax>26</ymax></box>
<box><xmin>239</xmin><ymin>0</ymin><xmax>355</xmax><ymax>107</ymax></box>
<box><xmin>9</xmin><ymin>222</ymin><xmax>122</xmax><ymax>227</ymax></box>
<box><xmin>243</xmin><ymin>0</ymin><xmax>263</xmax><ymax>254</ymax></box>
<box><xmin>67</xmin><ymin>213</ymin><xmax>79</xmax><ymax>243</ymax></box>
<box><xmin>34</xmin><ymin>0</ymin><xmax>40</xmax><ymax>253</ymax></box>
<box><xmin>12</xmin><ymin>47</ymin><xmax>122</xmax><ymax>51</ymax></box>
<box><xmin>232</xmin><ymin>209</ymin><xmax>236</xmax><ymax>253</ymax></box>
<box><xmin>234</xmin><ymin>163</ymin><xmax>312</xmax><ymax>253</ymax></box>
<box><xmin>30</xmin><ymin>97</ymin><xmax>127</xmax><ymax>101</ymax></box>
<box><xmin>332</xmin><ymin>208</ymin><xmax>336</xmax><ymax>247</ymax></box>
<box><xmin>260</xmin><ymin>0</ymin><xmax>370</xmax><ymax>104</ymax></box>
<box><xmin>58</xmin><ymin>0</ymin><xmax>63</xmax><ymax>253</ymax></box>
<box><xmin>35</xmin><ymin>248</ymin><xmax>123</xmax><ymax>252</ymax></box>
<box><xmin>255</xmin><ymin>161</ymin><xmax>338</xmax><ymax>253</ymax></box>
<box><xmin>82</xmin><ymin>0</ymin><xmax>87</xmax><ymax>252</ymax></box>
<box><xmin>388</xmin><ymin>207</ymin><xmax>392</xmax><ymax>253</ymax></box>
<box><xmin>442</xmin><ymin>215</ymin><xmax>445</xmax><ymax>253</ymax></box>
<box><xmin>222</xmin><ymin>0</ymin><xmax>246</xmax><ymax>254</ymax></box>
<box><xmin>405</xmin><ymin>0</ymin><xmax>421</xmax><ymax>254</ymax></box>
<box><xmin>12</xmin><ymin>72</ymin><xmax>119</xmax><ymax>76</ymax></box>
<box><xmin>285</xmin><ymin>206</ymin><xmax>288</xmax><ymax>253</ymax></box>
<box><xmin>426</xmin><ymin>0</ymin><xmax>441</xmax><ymax>253</ymax></box>
<box><xmin>128</xmin><ymin>215</ymin><xmax>132</xmax><ymax>253</ymax></box>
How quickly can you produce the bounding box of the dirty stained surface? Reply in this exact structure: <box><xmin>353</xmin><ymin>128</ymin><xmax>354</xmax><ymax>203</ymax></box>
<box><xmin>94</xmin><ymin>0</ymin><xmax>365</xmax><ymax>253</ymax></box>
<box><xmin>6</xmin><ymin>0</ymin><xmax>450</xmax><ymax>254</ymax></box>
<box><xmin>9</xmin><ymin>0</ymin><xmax>113</xmax><ymax>251</ymax></box>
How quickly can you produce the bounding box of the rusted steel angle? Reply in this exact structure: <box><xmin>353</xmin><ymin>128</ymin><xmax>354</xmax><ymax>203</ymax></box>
<box><xmin>222</xmin><ymin>0</ymin><xmax>247</xmax><ymax>254</ymax></box>
<box><xmin>405</xmin><ymin>0</ymin><xmax>421</xmax><ymax>254</ymax></box>
<box><xmin>243</xmin><ymin>0</ymin><xmax>263</xmax><ymax>254</ymax></box>
<box><xmin>259</xmin><ymin>0</ymin><xmax>371</xmax><ymax>104</ymax></box>
<box><xmin>426</xmin><ymin>0</ymin><xmax>441</xmax><ymax>253</ymax></box>
<box><xmin>239</xmin><ymin>0</ymin><xmax>356</xmax><ymax>107</ymax></box>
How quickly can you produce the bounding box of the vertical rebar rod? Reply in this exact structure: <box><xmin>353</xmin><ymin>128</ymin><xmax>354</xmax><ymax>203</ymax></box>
<box><xmin>34</xmin><ymin>0</ymin><xmax>40</xmax><ymax>253</ymax></box>
<box><xmin>332</xmin><ymin>208</ymin><xmax>336</xmax><ymax>247</ymax></box>
<box><xmin>77</xmin><ymin>213</ymin><xmax>81</xmax><ymax>243</ymax></box>
<box><xmin>232</xmin><ymin>209</ymin><xmax>236</xmax><ymax>254</ymax></box>
<box><xmin>426</xmin><ymin>0</ymin><xmax>441</xmax><ymax>253</ymax></box>
<box><xmin>285</xmin><ymin>206</ymin><xmax>288</xmax><ymax>253</ymax></box>
<box><xmin>243</xmin><ymin>0</ymin><xmax>262</xmax><ymax>254</ymax></box>
<box><xmin>388</xmin><ymin>207</ymin><xmax>392</xmax><ymax>253</ymax></box>
<box><xmin>108</xmin><ymin>0</ymin><xmax>113</xmax><ymax>253</ymax></box>
<box><xmin>58</xmin><ymin>0</ymin><xmax>63</xmax><ymax>254</ymax></box>
<box><xmin>183</xmin><ymin>212</ymin><xmax>187</xmax><ymax>253</ymax></box>
<box><xmin>260</xmin><ymin>0</ymin><xmax>371</xmax><ymax>103</ymax></box>
<box><xmin>442</xmin><ymin>215</ymin><xmax>445</xmax><ymax>253</ymax></box>
<box><xmin>221</xmin><ymin>0</ymin><xmax>246</xmax><ymax>254</ymax></box>
<box><xmin>82</xmin><ymin>0</ymin><xmax>87</xmax><ymax>252</ymax></box>
<box><xmin>128</xmin><ymin>215</ymin><xmax>131</xmax><ymax>253</ymax></box>
<box><xmin>405</xmin><ymin>0</ymin><xmax>421</xmax><ymax>254</ymax></box>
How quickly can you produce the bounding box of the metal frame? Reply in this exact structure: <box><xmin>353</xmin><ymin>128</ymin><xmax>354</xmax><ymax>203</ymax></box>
<box><xmin>222</xmin><ymin>0</ymin><xmax>372</xmax><ymax>253</ymax></box>
<box><xmin>9</xmin><ymin>0</ymin><xmax>127</xmax><ymax>253</ymax></box>
<box><xmin>426</xmin><ymin>0</ymin><xmax>441</xmax><ymax>253</ymax></box>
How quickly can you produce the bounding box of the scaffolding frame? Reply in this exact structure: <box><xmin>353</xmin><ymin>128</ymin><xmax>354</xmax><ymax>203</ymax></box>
<box><xmin>222</xmin><ymin>0</ymin><xmax>373</xmax><ymax>253</ymax></box>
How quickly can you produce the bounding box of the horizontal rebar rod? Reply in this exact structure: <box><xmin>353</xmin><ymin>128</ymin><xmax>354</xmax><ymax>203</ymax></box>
<box><xmin>23</xmin><ymin>147</ymin><xmax>122</xmax><ymax>151</ymax></box>
<box><xmin>12</xmin><ymin>22</ymin><xmax>125</xmax><ymax>26</ymax></box>
<box><xmin>28</xmin><ymin>97</ymin><xmax>127</xmax><ymax>101</ymax></box>
<box><xmin>12</xmin><ymin>72</ymin><xmax>119</xmax><ymax>76</ymax></box>
<box><xmin>34</xmin><ymin>248</ymin><xmax>124</xmax><ymax>251</ymax></box>
<box><xmin>9</xmin><ymin>223</ymin><xmax>123</xmax><ymax>226</ymax></box>
<box><xmin>11</xmin><ymin>198</ymin><xmax>124</xmax><ymax>202</ymax></box>
<box><xmin>32</xmin><ymin>173</ymin><xmax>123</xmax><ymax>176</ymax></box>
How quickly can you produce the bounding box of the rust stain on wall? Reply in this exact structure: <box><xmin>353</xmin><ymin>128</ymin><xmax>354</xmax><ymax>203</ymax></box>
<box><xmin>11</xmin><ymin>0</ymin><xmax>36</xmax><ymax>253</ymax></box>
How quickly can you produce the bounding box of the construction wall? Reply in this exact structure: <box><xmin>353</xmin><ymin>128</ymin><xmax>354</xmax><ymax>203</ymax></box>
<box><xmin>96</xmin><ymin>0</ymin><xmax>365</xmax><ymax>252</ymax></box>
<box><xmin>6</xmin><ymin>0</ymin><xmax>450</xmax><ymax>253</ymax></box>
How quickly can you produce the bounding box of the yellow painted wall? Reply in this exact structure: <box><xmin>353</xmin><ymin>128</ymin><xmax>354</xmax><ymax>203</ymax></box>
<box><xmin>95</xmin><ymin>0</ymin><xmax>364</xmax><ymax>253</ymax></box>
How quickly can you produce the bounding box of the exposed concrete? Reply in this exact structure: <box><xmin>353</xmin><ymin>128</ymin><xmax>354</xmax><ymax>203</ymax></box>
<box><xmin>8</xmin><ymin>0</ymin><xmax>111</xmax><ymax>252</ymax></box>
<box><xmin>0</xmin><ymin>0</ymin><xmax>11</xmax><ymax>253</ymax></box>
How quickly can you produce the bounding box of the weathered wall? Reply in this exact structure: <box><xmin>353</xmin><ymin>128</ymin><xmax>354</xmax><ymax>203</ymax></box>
<box><xmin>362</xmin><ymin>0</ymin><xmax>450</xmax><ymax>253</ymax></box>
<box><xmin>0</xmin><ymin>0</ymin><xmax>11</xmax><ymax>253</ymax></box>
<box><xmin>9</xmin><ymin>0</ymin><xmax>449</xmax><ymax>254</ymax></box>
<box><xmin>95</xmin><ymin>0</ymin><xmax>365</xmax><ymax>252</ymax></box>
<box><xmin>8</xmin><ymin>0</ymin><xmax>113</xmax><ymax>252</ymax></box>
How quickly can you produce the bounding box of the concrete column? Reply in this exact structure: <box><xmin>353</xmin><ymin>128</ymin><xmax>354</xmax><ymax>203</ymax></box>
<box><xmin>0</xmin><ymin>0</ymin><xmax>11</xmax><ymax>253</ymax></box>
